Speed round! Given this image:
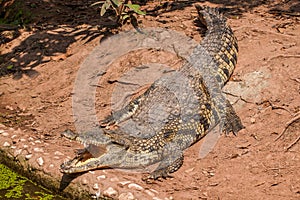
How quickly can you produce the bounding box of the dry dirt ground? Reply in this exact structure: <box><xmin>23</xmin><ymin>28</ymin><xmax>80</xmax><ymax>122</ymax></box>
<box><xmin>0</xmin><ymin>0</ymin><xmax>300</xmax><ymax>199</ymax></box>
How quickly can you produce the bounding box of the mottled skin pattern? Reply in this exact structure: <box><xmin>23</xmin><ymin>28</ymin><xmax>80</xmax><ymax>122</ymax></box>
<box><xmin>60</xmin><ymin>5</ymin><xmax>244</xmax><ymax>180</ymax></box>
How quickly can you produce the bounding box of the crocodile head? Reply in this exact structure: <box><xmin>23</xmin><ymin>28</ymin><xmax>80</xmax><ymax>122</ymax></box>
<box><xmin>60</xmin><ymin>143</ymin><xmax>127</xmax><ymax>173</ymax></box>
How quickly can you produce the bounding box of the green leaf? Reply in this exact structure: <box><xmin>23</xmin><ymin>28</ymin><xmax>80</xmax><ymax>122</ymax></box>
<box><xmin>121</xmin><ymin>14</ymin><xmax>130</xmax><ymax>21</ymax></box>
<box><xmin>125</xmin><ymin>4</ymin><xmax>146</xmax><ymax>15</ymax></box>
<box><xmin>111</xmin><ymin>0</ymin><xmax>120</xmax><ymax>6</ymax></box>
<box><xmin>101</xmin><ymin>1</ymin><xmax>111</xmax><ymax>16</ymax></box>
<box><xmin>7</xmin><ymin>65</ymin><xmax>13</xmax><ymax>70</ymax></box>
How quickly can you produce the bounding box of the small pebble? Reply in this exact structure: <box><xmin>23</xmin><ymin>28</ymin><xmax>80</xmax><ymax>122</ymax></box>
<box><xmin>128</xmin><ymin>183</ymin><xmax>144</xmax><ymax>191</ymax></box>
<box><xmin>145</xmin><ymin>189</ymin><xmax>155</xmax><ymax>197</ymax></box>
<box><xmin>37</xmin><ymin>157</ymin><xmax>44</xmax><ymax>166</ymax></box>
<box><xmin>0</xmin><ymin>130</ymin><xmax>4</xmax><ymax>134</ymax></box>
<box><xmin>153</xmin><ymin>197</ymin><xmax>162</xmax><ymax>200</ymax></box>
<box><xmin>93</xmin><ymin>183</ymin><xmax>99</xmax><ymax>190</ymax></box>
<box><xmin>33</xmin><ymin>147</ymin><xmax>44</xmax><ymax>152</ymax></box>
<box><xmin>118</xmin><ymin>180</ymin><xmax>131</xmax><ymax>187</ymax></box>
<box><xmin>3</xmin><ymin>141</ymin><xmax>10</xmax><ymax>147</ymax></box>
<box><xmin>110</xmin><ymin>177</ymin><xmax>119</xmax><ymax>182</ymax></box>
<box><xmin>10</xmin><ymin>146</ymin><xmax>16</xmax><ymax>149</ymax></box>
<box><xmin>119</xmin><ymin>192</ymin><xmax>134</xmax><ymax>200</ymax></box>
<box><xmin>54</xmin><ymin>151</ymin><xmax>64</xmax><ymax>156</ymax></box>
<box><xmin>103</xmin><ymin>187</ymin><xmax>118</xmax><ymax>198</ymax></box>
<box><xmin>250</xmin><ymin>117</ymin><xmax>256</xmax><ymax>124</ymax></box>
<box><xmin>2</xmin><ymin>132</ymin><xmax>9</xmax><ymax>137</ymax></box>
<box><xmin>97</xmin><ymin>175</ymin><xmax>106</xmax><ymax>180</ymax></box>
<box><xmin>82</xmin><ymin>178</ymin><xmax>88</xmax><ymax>185</ymax></box>
<box><xmin>14</xmin><ymin>149</ymin><xmax>22</xmax><ymax>157</ymax></box>
<box><xmin>25</xmin><ymin>154</ymin><xmax>32</xmax><ymax>160</ymax></box>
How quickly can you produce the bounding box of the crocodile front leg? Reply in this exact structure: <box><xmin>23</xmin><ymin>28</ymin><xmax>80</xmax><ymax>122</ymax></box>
<box><xmin>143</xmin><ymin>153</ymin><xmax>184</xmax><ymax>181</ymax></box>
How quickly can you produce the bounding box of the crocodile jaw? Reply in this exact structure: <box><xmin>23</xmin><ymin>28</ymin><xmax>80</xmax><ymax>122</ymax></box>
<box><xmin>60</xmin><ymin>144</ymin><xmax>127</xmax><ymax>173</ymax></box>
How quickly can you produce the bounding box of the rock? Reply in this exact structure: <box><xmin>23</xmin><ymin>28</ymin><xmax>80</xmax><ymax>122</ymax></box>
<box><xmin>3</xmin><ymin>141</ymin><xmax>10</xmax><ymax>147</ymax></box>
<box><xmin>110</xmin><ymin>177</ymin><xmax>119</xmax><ymax>182</ymax></box>
<box><xmin>128</xmin><ymin>183</ymin><xmax>144</xmax><ymax>191</ymax></box>
<box><xmin>14</xmin><ymin>149</ymin><xmax>22</xmax><ymax>157</ymax></box>
<box><xmin>54</xmin><ymin>151</ymin><xmax>64</xmax><ymax>156</ymax></box>
<box><xmin>37</xmin><ymin>157</ymin><xmax>44</xmax><ymax>166</ymax></box>
<box><xmin>153</xmin><ymin>197</ymin><xmax>162</xmax><ymax>200</ymax></box>
<box><xmin>119</xmin><ymin>192</ymin><xmax>135</xmax><ymax>200</ymax></box>
<box><xmin>25</xmin><ymin>154</ymin><xmax>32</xmax><ymax>160</ymax></box>
<box><xmin>93</xmin><ymin>183</ymin><xmax>99</xmax><ymax>190</ymax></box>
<box><xmin>103</xmin><ymin>187</ymin><xmax>118</xmax><ymax>198</ymax></box>
<box><xmin>33</xmin><ymin>147</ymin><xmax>44</xmax><ymax>152</ymax></box>
<box><xmin>0</xmin><ymin>130</ymin><xmax>4</xmax><ymax>134</ymax></box>
<box><xmin>145</xmin><ymin>189</ymin><xmax>155</xmax><ymax>197</ymax></box>
<box><xmin>118</xmin><ymin>180</ymin><xmax>131</xmax><ymax>187</ymax></box>
<box><xmin>2</xmin><ymin>132</ymin><xmax>9</xmax><ymax>137</ymax></box>
<box><xmin>250</xmin><ymin>117</ymin><xmax>256</xmax><ymax>124</ymax></box>
<box><xmin>96</xmin><ymin>175</ymin><xmax>106</xmax><ymax>180</ymax></box>
<box><xmin>82</xmin><ymin>178</ymin><xmax>88</xmax><ymax>185</ymax></box>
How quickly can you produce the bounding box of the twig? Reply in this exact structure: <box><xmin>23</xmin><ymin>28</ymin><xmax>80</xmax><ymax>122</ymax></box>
<box><xmin>268</xmin><ymin>100</ymin><xmax>292</xmax><ymax>115</ymax></box>
<box><xmin>268</xmin><ymin>54</ymin><xmax>300</xmax><ymax>62</ymax></box>
<box><xmin>286</xmin><ymin>135</ymin><xmax>300</xmax><ymax>151</ymax></box>
<box><xmin>275</xmin><ymin>114</ymin><xmax>300</xmax><ymax>141</ymax></box>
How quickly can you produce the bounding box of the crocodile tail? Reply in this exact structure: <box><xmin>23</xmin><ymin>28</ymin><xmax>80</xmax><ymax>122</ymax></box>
<box><xmin>195</xmin><ymin>5</ymin><xmax>239</xmax><ymax>86</ymax></box>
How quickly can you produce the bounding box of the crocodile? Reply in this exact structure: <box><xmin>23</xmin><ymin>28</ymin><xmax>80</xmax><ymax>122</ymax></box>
<box><xmin>60</xmin><ymin>5</ymin><xmax>244</xmax><ymax>180</ymax></box>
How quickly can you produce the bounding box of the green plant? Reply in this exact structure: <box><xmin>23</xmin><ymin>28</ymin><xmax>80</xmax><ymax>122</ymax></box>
<box><xmin>92</xmin><ymin>0</ymin><xmax>146</xmax><ymax>24</ymax></box>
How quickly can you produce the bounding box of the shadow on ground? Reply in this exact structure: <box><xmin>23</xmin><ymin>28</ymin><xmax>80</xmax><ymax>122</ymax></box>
<box><xmin>0</xmin><ymin>0</ymin><xmax>118</xmax><ymax>79</ymax></box>
<box><xmin>0</xmin><ymin>0</ymin><xmax>299</xmax><ymax>79</ymax></box>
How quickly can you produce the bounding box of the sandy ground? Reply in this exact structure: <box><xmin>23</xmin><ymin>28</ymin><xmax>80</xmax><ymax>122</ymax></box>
<box><xmin>0</xmin><ymin>0</ymin><xmax>300</xmax><ymax>199</ymax></box>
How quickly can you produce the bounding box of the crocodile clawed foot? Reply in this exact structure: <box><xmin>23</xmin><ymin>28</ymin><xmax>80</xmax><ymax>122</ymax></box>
<box><xmin>142</xmin><ymin>170</ymin><xmax>174</xmax><ymax>183</ymax></box>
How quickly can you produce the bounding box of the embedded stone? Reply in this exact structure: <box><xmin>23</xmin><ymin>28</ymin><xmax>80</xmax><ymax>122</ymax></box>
<box><xmin>33</xmin><ymin>147</ymin><xmax>44</xmax><ymax>152</ymax></box>
<box><xmin>119</xmin><ymin>192</ymin><xmax>135</xmax><ymax>200</ymax></box>
<box><xmin>128</xmin><ymin>183</ymin><xmax>144</xmax><ymax>191</ymax></box>
<box><xmin>37</xmin><ymin>157</ymin><xmax>44</xmax><ymax>166</ymax></box>
<box><xmin>3</xmin><ymin>142</ymin><xmax>10</xmax><ymax>147</ymax></box>
<box><xmin>25</xmin><ymin>154</ymin><xmax>32</xmax><ymax>160</ymax></box>
<box><xmin>103</xmin><ymin>187</ymin><xmax>118</xmax><ymax>198</ymax></box>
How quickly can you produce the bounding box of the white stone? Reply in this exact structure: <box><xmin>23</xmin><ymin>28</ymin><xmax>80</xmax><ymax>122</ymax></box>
<box><xmin>103</xmin><ymin>187</ymin><xmax>118</xmax><ymax>198</ymax></box>
<box><xmin>33</xmin><ymin>147</ymin><xmax>44</xmax><ymax>152</ymax></box>
<box><xmin>25</xmin><ymin>154</ymin><xmax>32</xmax><ymax>160</ymax></box>
<box><xmin>37</xmin><ymin>157</ymin><xmax>44</xmax><ymax>166</ymax></box>
<box><xmin>145</xmin><ymin>189</ymin><xmax>155</xmax><ymax>197</ymax></box>
<box><xmin>14</xmin><ymin>149</ymin><xmax>22</xmax><ymax>157</ymax></box>
<box><xmin>97</xmin><ymin>175</ymin><xmax>106</xmax><ymax>180</ymax></box>
<box><xmin>3</xmin><ymin>141</ymin><xmax>10</xmax><ymax>147</ymax></box>
<box><xmin>119</xmin><ymin>192</ymin><xmax>135</xmax><ymax>200</ymax></box>
<box><xmin>93</xmin><ymin>183</ymin><xmax>99</xmax><ymax>190</ymax></box>
<box><xmin>118</xmin><ymin>180</ymin><xmax>131</xmax><ymax>187</ymax></box>
<box><xmin>128</xmin><ymin>183</ymin><xmax>144</xmax><ymax>191</ymax></box>
<box><xmin>110</xmin><ymin>177</ymin><xmax>119</xmax><ymax>182</ymax></box>
<box><xmin>54</xmin><ymin>151</ymin><xmax>64</xmax><ymax>156</ymax></box>
<box><xmin>2</xmin><ymin>132</ymin><xmax>9</xmax><ymax>137</ymax></box>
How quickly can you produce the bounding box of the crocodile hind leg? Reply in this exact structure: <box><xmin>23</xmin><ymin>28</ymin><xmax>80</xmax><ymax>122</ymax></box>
<box><xmin>143</xmin><ymin>150</ymin><xmax>184</xmax><ymax>181</ymax></box>
<box><xmin>223</xmin><ymin>100</ymin><xmax>244</xmax><ymax>135</ymax></box>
